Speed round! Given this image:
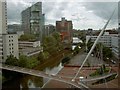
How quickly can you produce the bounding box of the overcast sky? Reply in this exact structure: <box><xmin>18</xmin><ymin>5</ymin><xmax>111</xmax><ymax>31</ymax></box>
<box><xmin>6</xmin><ymin>0</ymin><xmax>119</xmax><ymax>30</ymax></box>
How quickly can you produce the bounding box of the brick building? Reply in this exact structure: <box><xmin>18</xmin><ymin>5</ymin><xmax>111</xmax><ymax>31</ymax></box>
<box><xmin>56</xmin><ymin>17</ymin><xmax>73</xmax><ymax>44</ymax></box>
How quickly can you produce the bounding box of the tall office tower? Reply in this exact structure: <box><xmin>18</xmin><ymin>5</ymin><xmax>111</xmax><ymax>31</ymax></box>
<box><xmin>0</xmin><ymin>1</ymin><xmax>7</xmax><ymax>62</ymax></box>
<box><xmin>56</xmin><ymin>17</ymin><xmax>73</xmax><ymax>44</ymax></box>
<box><xmin>21</xmin><ymin>2</ymin><xmax>45</xmax><ymax>41</ymax></box>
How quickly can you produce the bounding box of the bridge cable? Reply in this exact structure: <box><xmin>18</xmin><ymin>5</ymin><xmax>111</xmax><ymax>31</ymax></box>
<box><xmin>71</xmin><ymin>8</ymin><xmax>116</xmax><ymax>82</ymax></box>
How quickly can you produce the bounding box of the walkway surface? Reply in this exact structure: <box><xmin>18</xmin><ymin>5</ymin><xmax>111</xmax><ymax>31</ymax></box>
<box><xmin>44</xmin><ymin>66</ymin><xmax>118</xmax><ymax>88</ymax></box>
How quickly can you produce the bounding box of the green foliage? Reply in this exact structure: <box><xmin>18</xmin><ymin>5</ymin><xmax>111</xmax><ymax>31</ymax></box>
<box><xmin>5</xmin><ymin>55</ymin><xmax>19</xmax><ymax>66</ymax></box>
<box><xmin>37</xmin><ymin>52</ymin><xmax>44</xmax><ymax>62</ymax></box>
<box><xmin>19</xmin><ymin>34</ymin><xmax>36</xmax><ymax>41</ymax></box>
<box><xmin>103</xmin><ymin>46</ymin><xmax>113</xmax><ymax>61</ymax></box>
<box><xmin>89</xmin><ymin>64</ymin><xmax>109</xmax><ymax>77</ymax></box>
<box><xmin>62</xmin><ymin>56</ymin><xmax>70</xmax><ymax>64</ymax></box>
<box><xmin>37</xmin><ymin>52</ymin><xmax>50</xmax><ymax>63</ymax></box>
<box><xmin>92</xmin><ymin>73</ymin><xmax>117</xmax><ymax>85</ymax></box>
<box><xmin>87</xmin><ymin>41</ymin><xmax>113</xmax><ymax>61</ymax></box>
<box><xmin>27</xmin><ymin>57</ymin><xmax>39</xmax><ymax>68</ymax></box>
<box><xmin>74</xmin><ymin>46</ymin><xmax>81</xmax><ymax>54</ymax></box>
<box><xmin>87</xmin><ymin>39</ymin><xmax>93</xmax><ymax>52</ymax></box>
<box><xmin>43</xmin><ymin>32</ymin><xmax>63</xmax><ymax>54</ymax></box>
<box><xmin>43</xmin><ymin>35</ymin><xmax>57</xmax><ymax>53</ymax></box>
<box><xmin>18</xmin><ymin>55</ymin><xmax>28</xmax><ymax>67</ymax></box>
<box><xmin>19</xmin><ymin>55</ymin><xmax>39</xmax><ymax>69</ymax></box>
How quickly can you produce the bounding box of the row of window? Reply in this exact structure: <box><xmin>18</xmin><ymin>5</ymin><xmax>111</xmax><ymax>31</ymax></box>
<box><xmin>9</xmin><ymin>43</ymin><xmax>13</xmax><ymax>46</ymax></box>
<box><xmin>9</xmin><ymin>36</ymin><xmax>13</xmax><ymax>38</ymax></box>
<box><xmin>9</xmin><ymin>40</ymin><xmax>13</xmax><ymax>42</ymax></box>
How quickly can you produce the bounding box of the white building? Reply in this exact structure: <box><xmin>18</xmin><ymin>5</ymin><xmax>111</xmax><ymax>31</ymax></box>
<box><xmin>86</xmin><ymin>32</ymin><xmax>117</xmax><ymax>48</ymax></box>
<box><xmin>111</xmin><ymin>35</ymin><xmax>119</xmax><ymax>59</ymax></box>
<box><xmin>72</xmin><ymin>37</ymin><xmax>83</xmax><ymax>50</ymax></box>
<box><xmin>3</xmin><ymin>34</ymin><xmax>19</xmax><ymax>60</ymax></box>
<box><xmin>86</xmin><ymin>32</ymin><xmax>119</xmax><ymax>59</ymax></box>
<box><xmin>73</xmin><ymin>37</ymin><xmax>83</xmax><ymax>44</ymax></box>
<box><xmin>86</xmin><ymin>35</ymin><xmax>112</xmax><ymax>47</ymax></box>
<box><xmin>0</xmin><ymin>1</ymin><xmax>19</xmax><ymax>62</ymax></box>
<box><xmin>0</xmin><ymin>1</ymin><xmax>7</xmax><ymax>62</ymax></box>
<box><xmin>19</xmin><ymin>40</ymin><xmax>40</xmax><ymax>49</ymax></box>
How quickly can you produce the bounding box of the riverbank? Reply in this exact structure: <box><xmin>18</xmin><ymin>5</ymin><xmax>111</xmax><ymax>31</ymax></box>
<box><xmin>43</xmin><ymin>65</ymin><xmax>118</xmax><ymax>88</ymax></box>
<box><xmin>43</xmin><ymin>50</ymin><xmax>119</xmax><ymax>88</ymax></box>
<box><xmin>2</xmin><ymin>49</ymin><xmax>72</xmax><ymax>89</ymax></box>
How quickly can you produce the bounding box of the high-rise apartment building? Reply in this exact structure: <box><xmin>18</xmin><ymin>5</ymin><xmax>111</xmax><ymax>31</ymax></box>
<box><xmin>21</xmin><ymin>2</ymin><xmax>45</xmax><ymax>40</ymax></box>
<box><xmin>56</xmin><ymin>17</ymin><xmax>73</xmax><ymax>43</ymax></box>
<box><xmin>0</xmin><ymin>1</ymin><xmax>19</xmax><ymax>62</ymax></box>
<box><xmin>0</xmin><ymin>1</ymin><xmax>7</xmax><ymax>62</ymax></box>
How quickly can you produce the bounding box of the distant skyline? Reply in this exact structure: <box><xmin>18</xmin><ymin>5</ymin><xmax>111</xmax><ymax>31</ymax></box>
<box><xmin>6</xmin><ymin>0</ymin><xmax>119</xmax><ymax>30</ymax></box>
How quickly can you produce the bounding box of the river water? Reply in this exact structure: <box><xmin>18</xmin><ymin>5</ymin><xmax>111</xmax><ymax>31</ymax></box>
<box><xmin>2</xmin><ymin>62</ymin><xmax>63</xmax><ymax>89</ymax></box>
<box><xmin>2</xmin><ymin>50</ymin><xmax>72</xmax><ymax>89</ymax></box>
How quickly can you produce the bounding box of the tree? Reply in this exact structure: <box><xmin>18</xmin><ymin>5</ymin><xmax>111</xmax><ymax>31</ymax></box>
<box><xmin>37</xmin><ymin>52</ymin><xmax>50</xmax><ymax>63</ymax></box>
<box><xmin>87</xmin><ymin>39</ymin><xmax>93</xmax><ymax>52</ymax></box>
<box><xmin>52</xmin><ymin>32</ymin><xmax>63</xmax><ymax>50</ymax></box>
<box><xmin>103</xmin><ymin>46</ymin><xmax>113</xmax><ymax>61</ymax></box>
<box><xmin>19</xmin><ymin>34</ymin><xmax>36</xmax><ymax>41</ymax></box>
<box><xmin>27</xmin><ymin>57</ymin><xmax>39</xmax><ymax>68</ymax></box>
<box><xmin>5</xmin><ymin>55</ymin><xmax>19</xmax><ymax>66</ymax></box>
<box><xmin>74</xmin><ymin>46</ymin><xmax>81</xmax><ymax>54</ymax></box>
<box><xmin>43</xmin><ymin>36</ymin><xmax>57</xmax><ymax>54</ymax></box>
<box><xmin>18</xmin><ymin>55</ymin><xmax>28</xmax><ymax>67</ymax></box>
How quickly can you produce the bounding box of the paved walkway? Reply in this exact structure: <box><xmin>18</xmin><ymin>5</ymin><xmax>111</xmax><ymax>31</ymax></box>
<box><xmin>69</xmin><ymin>52</ymin><xmax>104</xmax><ymax>66</ymax></box>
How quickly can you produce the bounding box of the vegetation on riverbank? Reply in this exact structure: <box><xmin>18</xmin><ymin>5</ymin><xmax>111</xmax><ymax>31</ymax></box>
<box><xmin>89</xmin><ymin>64</ymin><xmax>110</xmax><ymax>77</ymax></box>
<box><xmin>92</xmin><ymin>73</ymin><xmax>117</xmax><ymax>85</ymax></box>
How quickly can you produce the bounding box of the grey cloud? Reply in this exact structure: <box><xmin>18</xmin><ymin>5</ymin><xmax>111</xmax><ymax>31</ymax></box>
<box><xmin>83</xmin><ymin>2</ymin><xmax>118</xmax><ymax>20</ymax></box>
<box><xmin>53</xmin><ymin>2</ymin><xmax>70</xmax><ymax>19</ymax></box>
<box><xmin>82</xmin><ymin>2</ymin><xmax>118</xmax><ymax>27</ymax></box>
<box><xmin>43</xmin><ymin>2</ymin><xmax>55</xmax><ymax>14</ymax></box>
<box><xmin>7</xmin><ymin>1</ymin><xmax>31</xmax><ymax>24</ymax></box>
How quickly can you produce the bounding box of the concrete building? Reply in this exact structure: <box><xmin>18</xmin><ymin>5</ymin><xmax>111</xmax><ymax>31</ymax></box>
<box><xmin>21</xmin><ymin>2</ymin><xmax>45</xmax><ymax>40</ymax></box>
<box><xmin>86</xmin><ymin>35</ymin><xmax>112</xmax><ymax>48</ymax></box>
<box><xmin>72</xmin><ymin>37</ymin><xmax>83</xmax><ymax>44</ymax></box>
<box><xmin>111</xmin><ymin>35</ymin><xmax>119</xmax><ymax>59</ymax></box>
<box><xmin>56</xmin><ymin>17</ymin><xmax>73</xmax><ymax>43</ymax></box>
<box><xmin>0</xmin><ymin>1</ymin><xmax>19</xmax><ymax>62</ymax></box>
<box><xmin>19</xmin><ymin>40</ymin><xmax>41</xmax><ymax>57</ymax></box>
<box><xmin>19</xmin><ymin>40</ymin><xmax>40</xmax><ymax>49</ymax></box>
<box><xmin>0</xmin><ymin>1</ymin><xmax>7</xmax><ymax>34</ymax></box>
<box><xmin>86</xmin><ymin>32</ymin><xmax>119</xmax><ymax>59</ymax></box>
<box><xmin>0</xmin><ymin>1</ymin><xmax>7</xmax><ymax>62</ymax></box>
<box><xmin>3</xmin><ymin>34</ymin><xmax>19</xmax><ymax>60</ymax></box>
<box><xmin>44</xmin><ymin>24</ymin><xmax>55</xmax><ymax>36</ymax></box>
